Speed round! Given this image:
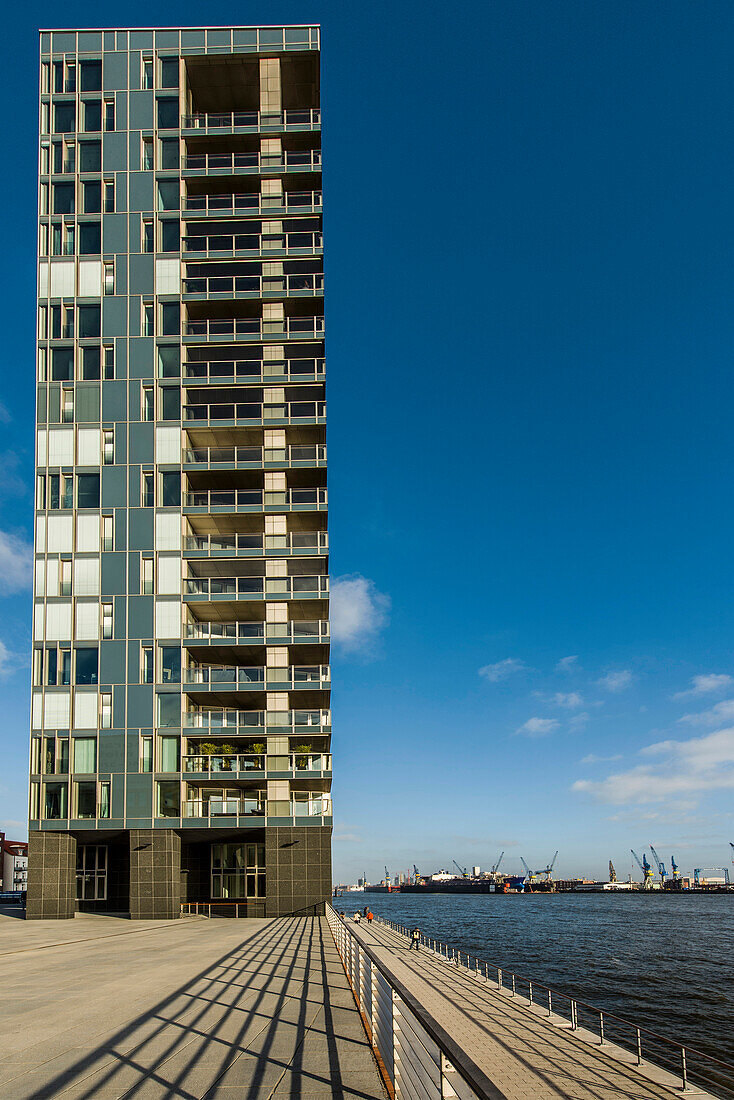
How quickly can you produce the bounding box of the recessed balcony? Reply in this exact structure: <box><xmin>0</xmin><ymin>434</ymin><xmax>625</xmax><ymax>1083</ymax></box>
<box><xmin>183</xmin><ymin>574</ymin><xmax>329</xmax><ymax>601</ymax></box>
<box><xmin>183</xmin><ymin>399</ymin><xmax>325</xmax><ymax>426</ymax></box>
<box><xmin>183</xmin><ymin>487</ymin><xmax>327</xmax><ymax>513</ymax></box>
<box><xmin>184</xmin><ymin>791</ymin><xmax>266</xmax><ymax>819</ymax></box>
<box><xmin>183</xmin><ymin>707</ymin><xmax>331</xmax><ymax>734</ymax></box>
<box><xmin>183</xmin><ymin>664</ymin><xmax>330</xmax><ymax>690</ymax></box>
<box><xmin>183</xmin><ymin>443</ymin><xmax>326</xmax><ymax>469</ymax></box>
<box><xmin>184</xmin><ymin>619</ymin><xmax>330</xmax><ymax>645</ymax></box>
<box><xmin>182</xmin><ymin>230</ymin><xmax>322</xmax><ymax>259</ymax></box>
<box><xmin>183</xmin><ymin>530</ymin><xmax>328</xmax><ymax>558</ymax></box>
<box><xmin>183</xmin><ymin>190</ymin><xmax>322</xmax><ymax>219</ymax></box>
<box><xmin>182</xmin><ymin>107</ymin><xmax>320</xmax><ymax>133</ymax></box>
<box><xmin>183</xmin><ymin>273</ymin><xmax>323</xmax><ymax>302</ymax></box>
<box><xmin>183</xmin><ymin>357</ymin><xmax>325</xmax><ymax>386</ymax></box>
<box><xmin>183</xmin><ymin>149</ymin><xmax>321</xmax><ymax>175</ymax></box>
<box><xmin>182</xmin><ymin>751</ymin><xmax>331</xmax><ymax>777</ymax></box>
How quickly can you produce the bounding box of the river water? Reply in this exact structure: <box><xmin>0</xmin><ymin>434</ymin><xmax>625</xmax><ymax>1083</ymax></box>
<box><xmin>353</xmin><ymin>892</ymin><xmax>734</xmax><ymax>1066</ymax></box>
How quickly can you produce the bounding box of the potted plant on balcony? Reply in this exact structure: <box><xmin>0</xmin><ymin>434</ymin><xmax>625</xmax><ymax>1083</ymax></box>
<box><xmin>251</xmin><ymin>742</ymin><xmax>266</xmax><ymax>768</ymax></box>
<box><xmin>220</xmin><ymin>743</ymin><xmax>235</xmax><ymax>770</ymax></box>
<box><xmin>200</xmin><ymin>742</ymin><xmax>220</xmax><ymax>771</ymax></box>
<box><xmin>294</xmin><ymin>743</ymin><xmax>312</xmax><ymax>769</ymax></box>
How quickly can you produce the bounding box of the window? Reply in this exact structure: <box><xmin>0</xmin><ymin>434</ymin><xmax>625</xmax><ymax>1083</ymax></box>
<box><xmin>79</xmin><ymin>222</ymin><xmax>101</xmax><ymax>255</ymax></box>
<box><xmin>76</xmin><ymin>844</ymin><xmax>107</xmax><ymax>899</ymax></box>
<box><xmin>82</xmin><ymin>345</ymin><xmax>100</xmax><ymax>380</ymax></box>
<box><xmin>103</xmin><ymin>429</ymin><xmax>114</xmax><ymax>464</ymax></box>
<box><xmin>157</xmin><ymin>780</ymin><xmax>180</xmax><ymax>817</ymax></box>
<box><xmin>160</xmin><ymin>647</ymin><xmax>181</xmax><ymax>684</ymax></box>
<box><xmin>77</xmin><ymin>473</ymin><xmax>100</xmax><ymax>508</ymax></box>
<box><xmin>211</xmin><ymin>842</ymin><xmax>266</xmax><ymax>899</ymax></box>
<box><xmin>53</xmin><ymin>61</ymin><xmax>64</xmax><ymax>93</ymax></box>
<box><xmin>157</xmin><ymin>97</ymin><xmax>178</xmax><ymax>130</ymax></box>
<box><xmin>161</xmin><ymin>302</ymin><xmax>180</xmax><ymax>336</ymax></box>
<box><xmin>53</xmin><ymin>182</ymin><xmax>74</xmax><ymax>214</ymax></box>
<box><xmin>78</xmin><ymin>305</ymin><xmax>101</xmax><ymax>338</ymax></box>
<box><xmin>41</xmin><ymin>62</ymin><xmax>50</xmax><ymax>94</ymax></box>
<box><xmin>101</xmin><ymin>602</ymin><xmax>113</xmax><ymax>639</ymax></box>
<box><xmin>60</xmin><ymin>560</ymin><xmax>72</xmax><ymax>596</ymax></box>
<box><xmin>159</xmin><ymin>137</ymin><xmax>179</xmax><ymax>170</ymax></box>
<box><xmin>62</xmin><ymin>388</ymin><xmax>74</xmax><ymax>423</ymax></box>
<box><xmin>142</xmin><ymin>219</ymin><xmax>154</xmax><ymax>253</ymax></box>
<box><xmin>157</xmin><ymin>180</ymin><xmax>179</xmax><ymax>211</ymax></box>
<box><xmin>83</xmin><ymin>180</ymin><xmax>101</xmax><ymax>213</ymax></box>
<box><xmin>142</xmin><ymin>557</ymin><xmax>154</xmax><ymax>593</ymax></box>
<box><xmin>99</xmin><ymin>783</ymin><xmax>110</xmax><ymax>819</ymax></box>
<box><xmin>160</xmin><ymin>58</ymin><xmax>179</xmax><ymax>88</ymax></box>
<box><xmin>142</xmin><ymin>58</ymin><xmax>153</xmax><ymax>89</ymax></box>
<box><xmin>64</xmin><ymin>141</ymin><xmax>76</xmax><ymax>173</ymax></box>
<box><xmin>102</xmin><ymin>515</ymin><xmax>114</xmax><ymax>551</ymax></box>
<box><xmin>141</xmin><ymin>647</ymin><xmax>154</xmax><ymax>683</ymax></box>
<box><xmin>76</xmin><ymin>782</ymin><xmax>96</xmax><ymax>819</ymax></box>
<box><xmin>36</xmin><ymin>475</ymin><xmax>46</xmax><ymax>508</ymax></box>
<box><xmin>72</xmin><ymin>737</ymin><xmax>96</xmax><ymax>773</ymax></box>
<box><xmin>141</xmin><ymin>736</ymin><xmax>153</xmax><ymax>772</ymax></box>
<box><xmin>79</xmin><ymin>140</ymin><xmax>101</xmax><ymax>172</ymax></box>
<box><xmin>142</xmin><ymin>387</ymin><xmax>154</xmax><ymax>421</ymax></box>
<box><xmin>38</xmin><ymin>305</ymin><xmax>48</xmax><ymax>339</ymax></box>
<box><xmin>161</xmin><ymin>471</ymin><xmax>181</xmax><ymax>506</ymax></box>
<box><xmin>161</xmin><ymin>387</ymin><xmax>181</xmax><ymax>421</ymax></box>
<box><xmin>40</xmin><ymin>222</ymin><xmax>49</xmax><ymax>256</ymax></box>
<box><xmin>101</xmin><ymin>693</ymin><xmax>112</xmax><ymax>728</ymax></box>
<box><xmin>45</xmin><ymin>782</ymin><xmax>68</xmax><ymax>819</ymax></box>
<box><xmin>158</xmin><ymin>345</ymin><xmax>180</xmax><ymax>377</ymax></box>
<box><xmin>104</xmin><ymin>262</ymin><xmax>114</xmax><ymax>295</ymax></box>
<box><xmin>104</xmin><ymin>179</ymin><xmax>115</xmax><ymax>213</ymax></box>
<box><xmin>159</xmin><ymin>736</ymin><xmax>179</xmax><ymax>771</ymax></box>
<box><xmin>54</xmin><ymin>102</ymin><xmax>75</xmax><ymax>134</ymax></box>
<box><xmin>40</xmin><ymin>182</ymin><xmax>49</xmax><ymax>215</ymax></box>
<box><xmin>83</xmin><ymin>100</ymin><xmax>102</xmax><ymax>132</ymax></box>
<box><xmin>142</xmin><ymin>303</ymin><xmax>154</xmax><ymax>337</ymax></box>
<box><xmin>75</xmin><ymin>648</ymin><xmax>99</xmax><ymax>686</ymax></box>
<box><xmin>104</xmin><ymin>100</ymin><xmax>115</xmax><ymax>131</ymax></box>
<box><xmin>158</xmin><ymin>693</ymin><xmax>180</xmax><ymax>728</ymax></box>
<box><xmin>142</xmin><ymin>472</ymin><xmax>155</xmax><ymax>507</ymax></box>
<box><xmin>104</xmin><ymin>345</ymin><xmax>115</xmax><ymax>380</ymax></box>
<box><xmin>65</xmin><ymin>62</ymin><xmax>76</xmax><ymax>93</ymax></box>
<box><xmin>52</xmin><ymin>347</ymin><xmax>73</xmax><ymax>381</ymax></box>
<box><xmin>161</xmin><ymin>219</ymin><xmax>180</xmax><ymax>253</ymax></box>
<box><xmin>80</xmin><ymin>61</ymin><xmax>102</xmax><ymax>92</ymax></box>
<box><xmin>142</xmin><ymin>136</ymin><xmax>154</xmax><ymax>170</ymax></box>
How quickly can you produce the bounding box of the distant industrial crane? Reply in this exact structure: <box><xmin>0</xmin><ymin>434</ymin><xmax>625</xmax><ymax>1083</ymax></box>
<box><xmin>670</xmin><ymin>855</ymin><xmax>681</xmax><ymax>881</ymax></box>
<box><xmin>540</xmin><ymin>851</ymin><xmax>559</xmax><ymax>882</ymax></box>
<box><xmin>649</xmin><ymin>845</ymin><xmax>667</xmax><ymax>886</ymax></box>
<box><xmin>453</xmin><ymin>860</ymin><xmax>468</xmax><ymax>878</ymax></box>
<box><xmin>384</xmin><ymin>865</ymin><xmax>391</xmax><ymax>887</ymax></box>
<box><xmin>492</xmin><ymin>851</ymin><xmax>505</xmax><ymax>875</ymax></box>
<box><xmin>520</xmin><ymin>857</ymin><xmax>534</xmax><ymax>883</ymax></box>
<box><xmin>609</xmin><ymin>860</ymin><xmax>617</xmax><ymax>883</ymax></box>
<box><xmin>631</xmin><ymin>849</ymin><xmax>653</xmax><ymax>889</ymax></box>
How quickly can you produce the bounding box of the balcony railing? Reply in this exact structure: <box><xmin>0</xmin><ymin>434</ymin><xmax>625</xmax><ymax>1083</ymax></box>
<box><xmin>182</xmin><ymin>231</ymin><xmax>322</xmax><ymax>257</ymax></box>
<box><xmin>184</xmin><ymin>619</ymin><xmax>330</xmax><ymax>644</ymax></box>
<box><xmin>184</xmin><ymin>317</ymin><xmax>324</xmax><ymax>342</ymax></box>
<box><xmin>184</xmin><ymin>797</ymin><xmax>265</xmax><ymax>818</ymax></box>
<box><xmin>183</xmin><ymin>444</ymin><xmax>326</xmax><ymax>467</ymax></box>
<box><xmin>183</xmin><ymin>708</ymin><xmax>331</xmax><ymax>732</ymax></box>
<box><xmin>183</xmin><ymin>359</ymin><xmax>325</xmax><ymax>384</ymax></box>
<box><xmin>183</xmin><ymin>575</ymin><xmax>329</xmax><ymax>600</ymax></box>
<box><xmin>182</xmin><ymin>108</ymin><xmax>320</xmax><ymax>131</ymax></box>
<box><xmin>183</xmin><ymin>150</ymin><xmax>321</xmax><ymax>173</ymax></box>
<box><xmin>183</xmin><ymin>190</ymin><xmax>322</xmax><ymax>217</ymax></box>
<box><xmin>184</xmin><ymin>488</ymin><xmax>327</xmax><ymax>511</ymax></box>
<box><xmin>183</xmin><ymin>753</ymin><xmax>265</xmax><ymax>773</ymax></box>
<box><xmin>183</xmin><ymin>664</ymin><xmax>330</xmax><ymax>688</ymax></box>
<box><xmin>183</xmin><ymin>273</ymin><xmax>323</xmax><ymax>298</ymax></box>
<box><xmin>183</xmin><ymin>400</ymin><xmax>325</xmax><ymax>425</ymax></box>
<box><xmin>184</xmin><ymin>531</ymin><xmax>329</xmax><ymax>556</ymax></box>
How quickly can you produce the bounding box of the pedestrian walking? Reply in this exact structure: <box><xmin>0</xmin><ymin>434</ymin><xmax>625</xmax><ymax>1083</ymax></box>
<box><xmin>409</xmin><ymin>926</ymin><xmax>421</xmax><ymax>950</ymax></box>
<box><xmin>353</xmin><ymin>911</ymin><xmax>361</xmax><ymax>923</ymax></box>
<box><xmin>363</xmin><ymin>905</ymin><xmax>369</xmax><ymax>916</ymax></box>
<box><xmin>366</xmin><ymin>910</ymin><xmax>374</xmax><ymax>923</ymax></box>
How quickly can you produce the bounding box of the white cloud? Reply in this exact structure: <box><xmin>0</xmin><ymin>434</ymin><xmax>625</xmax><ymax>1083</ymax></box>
<box><xmin>580</xmin><ymin>753</ymin><xmax>622</xmax><ymax>764</ymax></box>
<box><xmin>515</xmin><ymin>717</ymin><xmax>559</xmax><ymax>738</ymax></box>
<box><xmin>553</xmin><ymin>692</ymin><xmax>584</xmax><ymax>709</ymax></box>
<box><xmin>330</xmin><ymin>574</ymin><xmax>390</xmax><ymax>654</ymax></box>
<box><xmin>569</xmin><ymin>711</ymin><xmax>590</xmax><ymax>731</ymax></box>
<box><xmin>556</xmin><ymin>655</ymin><xmax>579</xmax><ymax>672</ymax></box>
<box><xmin>572</xmin><ymin>727</ymin><xmax>734</xmax><ymax>804</ymax></box>
<box><xmin>333</xmin><ymin>832</ymin><xmax>362</xmax><ymax>843</ymax></box>
<box><xmin>0</xmin><ymin>639</ymin><xmax>26</xmax><ymax>679</ymax></box>
<box><xmin>596</xmin><ymin>669</ymin><xmax>634</xmax><ymax>693</ymax></box>
<box><xmin>478</xmin><ymin>657</ymin><xmax>526</xmax><ymax>683</ymax></box>
<box><xmin>0</xmin><ymin>529</ymin><xmax>32</xmax><ymax>594</ymax></box>
<box><xmin>674</xmin><ymin>674</ymin><xmax>733</xmax><ymax>700</ymax></box>
<box><xmin>678</xmin><ymin>699</ymin><xmax>734</xmax><ymax>727</ymax></box>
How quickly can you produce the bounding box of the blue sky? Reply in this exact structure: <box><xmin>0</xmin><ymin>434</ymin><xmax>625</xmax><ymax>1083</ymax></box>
<box><xmin>3</xmin><ymin>1</ymin><xmax>734</xmax><ymax>883</ymax></box>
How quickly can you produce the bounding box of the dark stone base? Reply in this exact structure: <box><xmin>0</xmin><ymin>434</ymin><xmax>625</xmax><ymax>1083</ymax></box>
<box><xmin>265</xmin><ymin>826</ymin><xmax>332</xmax><ymax>916</ymax></box>
<box><xmin>129</xmin><ymin>829</ymin><xmax>180</xmax><ymax>920</ymax></box>
<box><xmin>26</xmin><ymin>831</ymin><xmax>76</xmax><ymax>919</ymax></box>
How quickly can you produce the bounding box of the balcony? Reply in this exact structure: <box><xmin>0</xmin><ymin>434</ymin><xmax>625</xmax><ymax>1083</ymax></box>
<box><xmin>183</xmin><ymin>444</ymin><xmax>326</xmax><ymax>469</ymax></box>
<box><xmin>183</xmin><ymin>575</ymin><xmax>329</xmax><ymax>601</ymax></box>
<box><xmin>183</xmin><ymin>664</ymin><xmax>331</xmax><ymax>689</ymax></box>
<box><xmin>183</xmin><ymin>531</ymin><xmax>328</xmax><ymax>557</ymax></box>
<box><xmin>183</xmin><ymin>359</ymin><xmax>325</xmax><ymax>385</ymax></box>
<box><xmin>184</xmin><ymin>316</ymin><xmax>324</xmax><ymax>343</ymax></box>
<box><xmin>183</xmin><ymin>487</ymin><xmax>327</xmax><ymax>512</ymax></box>
<box><xmin>183</xmin><ymin>190</ymin><xmax>322</xmax><ymax>218</ymax></box>
<box><xmin>183</xmin><ymin>149</ymin><xmax>321</xmax><ymax>175</ymax></box>
<box><xmin>183</xmin><ymin>273</ymin><xmax>323</xmax><ymax>301</ymax></box>
<box><xmin>182</xmin><ymin>231</ymin><xmax>322</xmax><ymax>259</ymax></box>
<box><xmin>182</xmin><ymin>108</ymin><xmax>320</xmax><ymax>133</ymax></box>
<box><xmin>184</xmin><ymin>794</ymin><xmax>266</xmax><ymax>819</ymax></box>
<box><xmin>183</xmin><ymin>399</ymin><xmax>325</xmax><ymax>426</ymax></box>
<box><xmin>183</xmin><ymin>751</ymin><xmax>330</xmax><ymax>776</ymax></box>
<box><xmin>183</xmin><ymin>708</ymin><xmax>331</xmax><ymax>734</ymax></box>
<box><xmin>184</xmin><ymin>619</ymin><xmax>329</xmax><ymax>645</ymax></box>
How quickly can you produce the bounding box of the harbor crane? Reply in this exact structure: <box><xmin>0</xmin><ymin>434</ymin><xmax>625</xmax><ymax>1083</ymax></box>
<box><xmin>540</xmin><ymin>851</ymin><xmax>559</xmax><ymax>882</ymax></box>
<box><xmin>609</xmin><ymin>861</ymin><xmax>617</xmax><ymax>883</ymax></box>
<box><xmin>384</xmin><ymin>866</ymin><xmax>391</xmax><ymax>887</ymax></box>
<box><xmin>631</xmin><ymin>849</ymin><xmax>654</xmax><ymax>889</ymax></box>
<box><xmin>453</xmin><ymin>860</ymin><xmax>468</xmax><ymax>878</ymax></box>
<box><xmin>649</xmin><ymin>845</ymin><xmax>667</xmax><ymax>886</ymax></box>
<box><xmin>520</xmin><ymin>857</ymin><xmax>534</xmax><ymax>883</ymax></box>
<box><xmin>492</xmin><ymin>851</ymin><xmax>505</xmax><ymax>875</ymax></box>
<box><xmin>670</xmin><ymin>855</ymin><xmax>681</xmax><ymax>881</ymax></box>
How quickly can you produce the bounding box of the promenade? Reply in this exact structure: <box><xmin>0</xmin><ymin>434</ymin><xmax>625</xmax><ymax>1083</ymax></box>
<box><xmin>0</xmin><ymin>912</ymin><xmax>386</xmax><ymax>1100</ymax></box>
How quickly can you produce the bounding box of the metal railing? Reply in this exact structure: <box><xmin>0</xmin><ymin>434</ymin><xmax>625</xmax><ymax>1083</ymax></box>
<box><xmin>183</xmin><ymin>359</ymin><xmax>325</xmax><ymax>384</ymax></box>
<box><xmin>182</xmin><ymin>708</ymin><xmax>330</xmax><ymax>731</ymax></box>
<box><xmin>183</xmin><ymin>400</ymin><xmax>326</xmax><ymax>424</ymax></box>
<box><xmin>184</xmin><ymin>619</ymin><xmax>330</xmax><ymax>644</ymax></box>
<box><xmin>181</xmin><ymin>900</ymin><xmax>265</xmax><ymax>917</ymax></box>
<box><xmin>184</xmin><ymin>316</ymin><xmax>324</xmax><ymax>340</ymax></box>
<box><xmin>371</xmin><ymin>914</ymin><xmax>734</xmax><ymax>1100</ymax></box>
<box><xmin>327</xmin><ymin>905</ymin><xmax>487</xmax><ymax>1100</ymax></box>
<box><xmin>182</xmin><ymin>231</ymin><xmax>322</xmax><ymax>257</ymax></box>
<box><xmin>183</xmin><ymin>273</ymin><xmax>323</xmax><ymax>297</ymax></box>
<box><xmin>184</xmin><ymin>487</ymin><xmax>327</xmax><ymax>510</ymax></box>
<box><xmin>182</xmin><ymin>108</ymin><xmax>320</xmax><ymax>130</ymax></box>
<box><xmin>183</xmin><ymin>575</ymin><xmax>328</xmax><ymax>599</ymax></box>
<box><xmin>183</xmin><ymin>663</ymin><xmax>330</xmax><ymax>687</ymax></box>
<box><xmin>182</xmin><ymin>752</ymin><xmax>331</xmax><ymax>775</ymax></box>
<box><xmin>183</xmin><ymin>150</ymin><xmax>321</xmax><ymax>173</ymax></box>
<box><xmin>184</xmin><ymin>795</ymin><xmax>331</xmax><ymax>818</ymax></box>
<box><xmin>184</xmin><ymin>532</ymin><xmax>328</xmax><ymax>555</ymax></box>
<box><xmin>183</xmin><ymin>190</ymin><xmax>322</xmax><ymax>216</ymax></box>
<box><xmin>183</xmin><ymin>443</ymin><xmax>326</xmax><ymax>466</ymax></box>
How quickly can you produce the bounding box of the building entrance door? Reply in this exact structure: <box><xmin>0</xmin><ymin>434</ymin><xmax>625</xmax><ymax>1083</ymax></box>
<box><xmin>76</xmin><ymin>844</ymin><xmax>107</xmax><ymax>901</ymax></box>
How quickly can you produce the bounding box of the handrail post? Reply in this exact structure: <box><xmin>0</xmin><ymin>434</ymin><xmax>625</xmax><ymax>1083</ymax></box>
<box><xmin>548</xmin><ymin>989</ymin><xmax>553</xmax><ymax>1018</ymax></box>
<box><xmin>528</xmin><ymin>980</ymin><xmax>533</xmax><ymax>1007</ymax></box>
<box><xmin>599</xmin><ymin>1011</ymin><xmax>605</xmax><ymax>1046</ymax></box>
<box><xmin>511</xmin><ymin>972</ymin><xmax>516</xmax><ymax>997</ymax></box>
<box><xmin>681</xmin><ymin>1047</ymin><xmax>687</xmax><ymax>1090</ymax></box>
<box><xmin>636</xmin><ymin>1028</ymin><xmax>642</xmax><ymax>1065</ymax></box>
<box><xmin>571</xmin><ymin>1000</ymin><xmax>577</xmax><ymax>1030</ymax></box>
<box><xmin>498</xmin><ymin>967</ymin><xmax>503</xmax><ymax>991</ymax></box>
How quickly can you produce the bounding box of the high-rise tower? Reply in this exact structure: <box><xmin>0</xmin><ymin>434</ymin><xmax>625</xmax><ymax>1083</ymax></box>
<box><xmin>28</xmin><ymin>25</ymin><xmax>330</xmax><ymax>918</ymax></box>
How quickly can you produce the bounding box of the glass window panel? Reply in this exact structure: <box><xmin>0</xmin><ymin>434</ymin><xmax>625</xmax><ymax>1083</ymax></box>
<box><xmin>75</xmin><ymin>649</ymin><xmax>99</xmax><ymax>686</ymax></box>
<box><xmin>76</xmin><ymin>781</ymin><xmax>96</xmax><ymax>818</ymax></box>
<box><xmin>83</xmin><ymin>180</ymin><xmax>101</xmax><ymax>213</ymax></box>
<box><xmin>160</xmin><ymin>138</ymin><xmax>179</xmax><ymax>170</ymax></box>
<box><xmin>160</xmin><ymin>736</ymin><xmax>179</xmax><ymax>772</ymax></box>
<box><xmin>51</xmin><ymin>347</ymin><xmax>73</xmax><ymax>381</ymax></box>
<box><xmin>84</xmin><ymin>100</ymin><xmax>102</xmax><ymax>132</ymax></box>
<box><xmin>160</xmin><ymin>58</ymin><xmax>179</xmax><ymax>88</ymax></box>
<box><xmin>161</xmin><ymin>303</ymin><xmax>179</xmax><ymax>336</ymax></box>
<box><xmin>53</xmin><ymin>183</ymin><xmax>75</xmax><ymax>214</ymax></box>
<box><xmin>158</xmin><ymin>780</ymin><xmax>180</xmax><ymax>817</ymax></box>
<box><xmin>80</xmin><ymin>61</ymin><xmax>102</xmax><ymax>91</ymax></box>
<box><xmin>78</xmin><ymin>305</ymin><xmax>101</xmax><ymax>338</ymax></box>
<box><xmin>72</xmin><ymin>737</ymin><xmax>96</xmax><ymax>772</ymax></box>
<box><xmin>158</xmin><ymin>181</ymin><xmax>179</xmax><ymax>210</ymax></box>
<box><xmin>79</xmin><ymin>222</ymin><xmax>101</xmax><ymax>254</ymax></box>
<box><xmin>77</xmin><ymin>474</ymin><xmax>100</xmax><ymax>508</ymax></box>
<box><xmin>161</xmin><ymin>219</ymin><xmax>180</xmax><ymax>253</ymax></box>
<box><xmin>158</xmin><ymin>345</ymin><xmax>180</xmax><ymax>377</ymax></box>
<box><xmin>161</xmin><ymin>387</ymin><xmax>180</xmax><ymax>421</ymax></box>
<box><xmin>161</xmin><ymin>471</ymin><xmax>180</xmax><ymax>506</ymax></box>
<box><xmin>157</xmin><ymin>97</ymin><xmax>178</xmax><ymax>129</ymax></box>
<box><xmin>158</xmin><ymin>693</ymin><xmax>180</xmax><ymax>727</ymax></box>
<box><xmin>54</xmin><ymin>102</ymin><xmax>75</xmax><ymax>134</ymax></box>
<box><xmin>79</xmin><ymin>141</ymin><xmax>102</xmax><ymax>172</ymax></box>
<box><xmin>82</xmin><ymin>345</ymin><xmax>101</xmax><ymax>380</ymax></box>
<box><xmin>160</xmin><ymin>647</ymin><xmax>181</xmax><ymax>683</ymax></box>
